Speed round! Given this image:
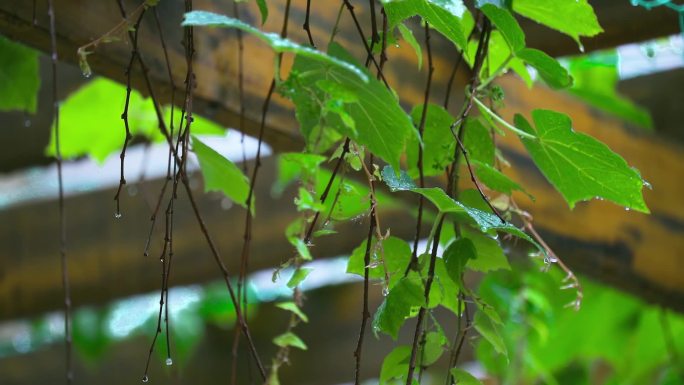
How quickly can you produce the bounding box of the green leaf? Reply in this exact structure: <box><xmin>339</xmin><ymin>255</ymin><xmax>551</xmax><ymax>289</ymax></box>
<box><xmin>275</xmin><ymin>302</ymin><xmax>309</xmax><ymax>323</ymax></box>
<box><xmin>282</xmin><ymin>43</ymin><xmax>414</xmax><ymax>169</ymax></box>
<box><xmin>0</xmin><ymin>36</ymin><xmax>40</xmax><ymax>113</ymax></box>
<box><xmin>382</xmin><ymin>0</ymin><xmax>469</xmax><ymax>49</ymax></box>
<box><xmin>373</xmin><ymin>276</ymin><xmax>425</xmax><ymax>339</ymax></box>
<box><xmin>290</xmin><ymin>237</ymin><xmax>313</xmax><ymax>261</ymax></box>
<box><xmin>381</xmin><ymin>166</ymin><xmax>536</xmax><ymax>246</ymax></box>
<box><xmin>450</xmin><ymin>368</ymin><xmax>484</xmax><ymax>385</ymax></box>
<box><xmin>406</xmin><ymin>103</ymin><xmax>457</xmax><ymax>177</ymax></box>
<box><xmin>422</xmin><ymin>331</ymin><xmax>447</xmax><ymax>366</ymax></box>
<box><xmin>463</xmin><ymin>226</ymin><xmax>509</xmax><ymax>272</ymax></box>
<box><xmin>515</xmin><ymin>110</ymin><xmax>649</xmax><ymax>212</ymax></box>
<box><xmin>463</xmin><ymin>118</ymin><xmax>495</xmax><ymax>166</ymax></box>
<box><xmin>444</xmin><ymin>238</ymin><xmax>476</xmax><ymax>282</ymax></box>
<box><xmin>472</xmin><ymin>160</ymin><xmax>529</xmax><ymax>197</ymax></box>
<box><xmin>568</xmin><ymin>55</ymin><xmax>652</xmax><ymax>129</ymax></box>
<box><xmin>192</xmin><ymin>136</ymin><xmax>251</xmax><ymax>212</ymax></box>
<box><xmin>346</xmin><ymin>236</ymin><xmax>412</xmax><ymax>288</ymax></box>
<box><xmin>480</xmin><ymin>4</ymin><xmax>525</xmax><ymax>53</ymax></box>
<box><xmin>46</xmin><ymin>78</ymin><xmax>223</xmax><ymax>162</ymax></box>
<box><xmin>255</xmin><ymin>0</ymin><xmax>268</xmax><ymax>24</ymax></box>
<box><xmin>516</xmin><ymin>48</ymin><xmax>572</xmax><ymax>89</ymax></box>
<box><xmin>182</xmin><ymin>11</ymin><xmax>367</xmax><ymax>82</ymax></box>
<box><xmin>474</xmin><ymin>310</ymin><xmax>508</xmax><ymax>357</ymax></box>
<box><xmin>512</xmin><ymin>0</ymin><xmax>602</xmax><ymax>44</ymax></box>
<box><xmin>273</xmin><ymin>332</ymin><xmax>307</xmax><ymax>350</ymax></box>
<box><xmin>287</xmin><ymin>268</ymin><xmax>313</xmax><ymax>288</ymax></box>
<box><xmin>380</xmin><ymin>345</ymin><xmax>411</xmax><ymax>383</ymax></box>
<box><xmin>398</xmin><ymin>24</ymin><xmax>423</xmax><ymax>69</ymax></box>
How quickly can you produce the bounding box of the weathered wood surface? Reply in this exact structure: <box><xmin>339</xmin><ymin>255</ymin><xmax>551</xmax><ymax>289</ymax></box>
<box><xmin>0</xmin><ymin>0</ymin><xmax>679</xmax><ymax>166</ymax></box>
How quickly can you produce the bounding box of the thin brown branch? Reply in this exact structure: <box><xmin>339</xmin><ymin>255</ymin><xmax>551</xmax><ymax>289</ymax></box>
<box><xmin>303</xmin><ymin>0</ymin><xmax>316</xmax><ymax>47</ymax></box>
<box><xmin>354</xmin><ymin>155</ymin><xmax>378</xmax><ymax>385</ymax></box>
<box><xmin>47</xmin><ymin>1</ymin><xmax>72</xmax><ymax>383</ymax></box>
<box><xmin>342</xmin><ymin>0</ymin><xmax>389</xmax><ymax>87</ymax></box>
<box><xmin>408</xmin><ymin>22</ymin><xmax>434</xmax><ymax>274</ymax></box>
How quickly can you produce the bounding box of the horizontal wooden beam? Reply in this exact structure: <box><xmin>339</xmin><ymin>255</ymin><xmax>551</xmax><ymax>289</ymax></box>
<box><xmin>2</xmin><ymin>73</ymin><xmax>684</xmax><ymax>319</ymax></box>
<box><xmin>0</xmin><ymin>0</ymin><xmax>679</xmax><ymax>171</ymax></box>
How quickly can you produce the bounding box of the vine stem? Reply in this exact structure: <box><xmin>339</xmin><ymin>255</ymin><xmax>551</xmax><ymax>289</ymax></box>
<box><xmin>303</xmin><ymin>0</ymin><xmax>315</xmax><ymax>46</ymax></box>
<box><xmin>342</xmin><ymin>0</ymin><xmax>389</xmax><ymax>87</ymax></box>
<box><xmin>408</xmin><ymin>22</ymin><xmax>434</xmax><ymax>274</ymax></box>
<box><xmin>471</xmin><ymin>97</ymin><xmax>536</xmax><ymax>139</ymax></box>
<box><xmin>47</xmin><ymin>2</ymin><xmax>73</xmax><ymax>383</ymax></box>
<box><xmin>354</xmin><ymin>155</ymin><xmax>378</xmax><ymax>385</ymax></box>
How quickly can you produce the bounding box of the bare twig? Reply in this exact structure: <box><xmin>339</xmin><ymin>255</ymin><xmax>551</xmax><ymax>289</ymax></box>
<box><xmin>47</xmin><ymin>1</ymin><xmax>73</xmax><ymax>383</ymax></box>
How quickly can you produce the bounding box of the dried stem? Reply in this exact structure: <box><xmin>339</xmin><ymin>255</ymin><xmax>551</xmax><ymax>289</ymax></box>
<box><xmin>354</xmin><ymin>155</ymin><xmax>378</xmax><ymax>385</ymax></box>
<box><xmin>303</xmin><ymin>0</ymin><xmax>315</xmax><ymax>47</ymax></box>
<box><xmin>114</xmin><ymin>9</ymin><xmax>146</xmax><ymax>218</ymax></box>
<box><xmin>47</xmin><ymin>1</ymin><xmax>73</xmax><ymax>383</ymax></box>
<box><xmin>408</xmin><ymin>22</ymin><xmax>434</xmax><ymax>274</ymax></box>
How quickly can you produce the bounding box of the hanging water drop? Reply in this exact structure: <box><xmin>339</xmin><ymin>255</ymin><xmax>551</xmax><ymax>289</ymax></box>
<box><xmin>24</xmin><ymin>119</ymin><xmax>31</xmax><ymax>128</ymax></box>
<box><xmin>382</xmin><ymin>286</ymin><xmax>389</xmax><ymax>297</ymax></box>
<box><xmin>142</xmin><ymin>375</ymin><xmax>149</xmax><ymax>383</ymax></box>
<box><xmin>625</xmin><ymin>207</ymin><xmax>631</xmax><ymax>211</ymax></box>
<box><xmin>578</xmin><ymin>42</ymin><xmax>585</xmax><ymax>53</ymax></box>
<box><xmin>114</xmin><ymin>212</ymin><xmax>122</xmax><ymax>219</ymax></box>
<box><xmin>643</xmin><ymin>180</ymin><xmax>653</xmax><ymax>190</ymax></box>
<box><xmin>165</xmin><ymin>357</ymin><xmax>173</xmax><ymax>366</ymax></box>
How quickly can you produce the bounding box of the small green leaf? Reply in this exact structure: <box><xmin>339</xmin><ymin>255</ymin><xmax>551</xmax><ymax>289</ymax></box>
<box><xmin>287</xmin><ymin>268</ymin><xmax>313</xmax><ymax>288</ymax></box>
<box><xmin>463</xmin><ymin>226</ymin><xmax>510</xmax><ymax>272</ymax></box>
<box><xmin>255</xmin><ymin>0</ymin><xmax>268</xmax><ymax>24</ymax></box>
<box><xmin>407</xmin><ymin>104</ymin><xmax>457</xmax><ymax>177</ymax></box>
<box><xmin>373</xmin><ymin>276</ymin><xmax>425</xmax><ymax>339</ymax></box>
<box><xmin>382</xmin><ymin>0</ymin><xmax>469</xmax><ymax>49</ymax></box>
<box><xmin>515</xmin><ymin>110</ymin><xmax>649</xmax><ymax>212</ymax></box>
<box><xmin>444</xmin><ymin>238</ymin><xmax>476</xmax><ymax>282</ymax></box>
<box><xmin>182</xmin><ymin>11</ymin><xmax>368</xmax><ymax>82</ymax></box>
<box><xmin>380</xmin><ymin>345</ymin><xmax>411</xmax><ymax>383</ymax></box>
<box><xmin>192</xmin><ymin>136</ymin><xmax>251</xmax><ymax>212</ymax></box>
<box><xmin>472</xmin><ymin>160</ymin><xmax>528</xmax><ymax>196</ymax></box>
<box><xmin>474</xmin><ymin>310</ymin><xmax>508</xmax><ymax>357</ymax></box>
<box><xmin>450</xmin><ymin>368</ymin><xmax>484</xmax><ymax>385</ymax></box>
<box><xmin>516</xmin><ymin>48</ymin><xmax>572</xmax><ymax>89</ymax></box>
<box><xmin>512</xmin><ymin>0</ymin><xmax>602</xmax><ymax>45</ymax></box>
<box><xmin>295</xmin><ymin>187</ymin><xmax>325</xmax><ymax>212</ymax></box>
<box><xmin>422</xmin><ymin>331</ymin><xmax>447</xmax><ymax>366</ymax></box>
<box><xmin>0</xmin><ymin>36</ymin><xmax>40</xmax><ymax>113</ymax></box>
<box><xmin>273</xmin><ymin>332</ymin><xmax>307</xmax><ymax>350</ymax></box>
<box><xmin>346</xmin><ymin>236</ymin><xmax>412</xmax><ymax>287</ymax></box>
<box><xmin>289</xmin><ymin>237</ymin><xmax>313</xmax><ymax>261</ymax></box>
<box><xmin>275</xmin><ymin>302</ymin><xmax>309</xmax><ymax>323</ymax></box>
<box><xmin>398</xmin><ymin>24</ymin><xmax>423</xmax><ymax>69</ymax></box>
<box><xmin>463</xmin><ymin>118</ymin><xmax>495</xmax><ymax>166</ymax></box>
<box><xmin>480</xmin><ymin>4</ymin><xmax>525</xmax><ymax>53</ymax></box>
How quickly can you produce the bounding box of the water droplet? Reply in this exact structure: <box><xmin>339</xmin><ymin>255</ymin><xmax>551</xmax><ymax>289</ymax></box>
<box><xmin>114</xmin><ymin>212</ymin><xmax>122</xmax><ymax>219</ymax></box>
<box><xmin>24</xmin><ymin>119</ymin><xmax>31</xmax><ymax>128</ymax></box>
<box><xmin>220</xmin><ymin>197</ymin><xmax>233</xmax><ymax>210</ymax></box>
<box><xmin>642</xmin><ymin>180</ymin><xmax>653</xmax><ymax>190</ymax></box>
<box><xmin>143</xmin><ymin>251</ymin><xmax>149</xmax><ymax>257</ymax></box>
<box><xmin>394</xmin><ymin>43</ymin><xmax>400</xmax><ymax>48</ymax></box>
<box><xmin>165</xmin><ymin>357</ymin><xmax>173</xmax><ymax>366</ymax></box>
<box><xmin>142</xmin><ymin>375</ymin><xmax>149</xmax><ymax>383</ymax></box>
<box><xmin>624</xmin><ymin>207</ymin><xmax>631</xmax><ymax>211</ymax></box>
<box><xmin>578</xmin><ymin>42</ymin><xmax>585</xmax><ymax>53</ymax></box>
<box><xmin>305</xmin><ymin>240</ymin><xmax>314</xmax><ymax>247</ymax></box>
<box><xmin>127</xmin><ymin>185</ymin><xmax>138</xmax><ymax>196</ymax></box>
<box><xmin>382</xmin><ymin>286</ymin><xmax>389</xmax><ymax>297</ymax></box>
<box><xmin>160</xmin><ymin>257</ymin><xmax>165</xmax><ymax>263</ymax></box>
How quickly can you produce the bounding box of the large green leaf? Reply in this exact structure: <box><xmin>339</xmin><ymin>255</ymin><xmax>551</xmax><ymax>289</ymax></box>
<box><xmin>192</xmin><ymin>136</ymin><xmax>251</xmax><ymax>212</ymax></box>
<box><xmin>406</xmin><ymin>103</ymin><xmax>456</xmax><ymax>177</ymax></box>
<box><xmin>450</xmin><ymin>369</ymin><xmax>484</xmax><ymax>385</ymax></box>
<box><xmin>0</xmin><ymin>36</ymin><xmax>40</xmax><ymax>113</ymax></box>
<box><xmin>382</xmin><ymin>0</ymin><xmax>469</xmax><ymax>49</ymax></box>
<box><xmin>380</xmin><ymin>345</ymin><xmax>412</xmax><ymax>383</ymax></box>
<box><xmin>282</xmin><ymin>43</ymin><xmax>414</xmax><ymax>169</ymax></box>
<box><xmin>46</xmin><ymin>78</ymin><xmax>222</xmax><ymax>162</ymax></box>
<box><xmin>373</xmin><ymin>275</ymin><xmax>425</xmax><ymax>339</ymax></box>
<box><xmin>474</xmin><ymin>310</ymin><xmax>508</xmax><ymax>357</ymax></box>
<box><xmin>443</xmin><ymin>238</ymin><xmax>476</xmax><ymax>282</ymax></box>
<box><xmin>512</xmin><ymin>0</ymin><xmax>602</xmax><ymax>45</ymax></box>
<box><xmin>182</xmin><ymin>11</ymin><xmax>367</xmax><ymax>82</ymax></box>
<box><xmin>463</xmin><ymin>226</ymin><xmax>510</xmax><ymax>272</ymax></box>
<box><xmin>515</xmin><ymin>110</ymin><xmax>649</xmax><ymax>212</ymax></box>
<box><xmin>472</xmin><ymin>160</ymin><xmax>529</xmax><ymax>197</ymax></box>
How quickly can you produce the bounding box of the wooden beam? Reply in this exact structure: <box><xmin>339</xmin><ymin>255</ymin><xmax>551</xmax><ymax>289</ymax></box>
<box><xmin>2</xmin><ymin>73</ymin><xmax>684</xmax><ymax>319</ymax></box>
<box><xmin>0</xmin><ymin>0</ymin><xmax>679</xmax><ymax>169</ymax></box>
